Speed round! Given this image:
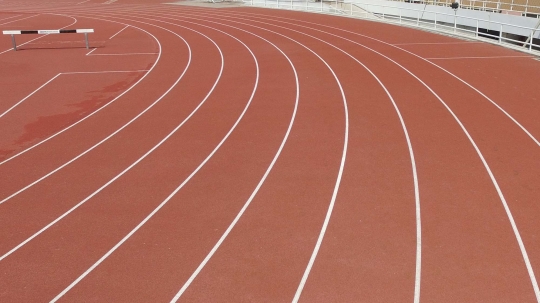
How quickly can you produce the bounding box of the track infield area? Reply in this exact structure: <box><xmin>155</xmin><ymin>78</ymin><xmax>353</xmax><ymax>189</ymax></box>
<box><xmin>1</xmin><ymin>0</ymin><xmax>540</xmax><ymax>302</ymax></box>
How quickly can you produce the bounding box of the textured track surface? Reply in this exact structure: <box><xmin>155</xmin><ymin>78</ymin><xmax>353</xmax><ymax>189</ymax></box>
<box><xmin>1</xmin><ymin>1</ymin><xmax>539</xmax><ymax>302</ymax></box>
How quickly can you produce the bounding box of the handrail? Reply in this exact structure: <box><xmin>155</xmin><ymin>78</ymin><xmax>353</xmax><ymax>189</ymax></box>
<box><xmin>244</xmin><ymin>0</ymin><xmax>539</xmax><ymax>53</ymax></box>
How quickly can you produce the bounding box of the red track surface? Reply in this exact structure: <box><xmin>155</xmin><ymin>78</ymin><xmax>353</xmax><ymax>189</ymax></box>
<box><xmin>1</xmin><ymin>0</ymin><xmax>539</xmax><ymax>302</ymax></box>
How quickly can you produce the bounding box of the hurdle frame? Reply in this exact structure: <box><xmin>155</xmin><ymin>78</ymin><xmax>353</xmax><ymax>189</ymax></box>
<box><xmin>2</xmin><ymin>29</ymin><xmax>94</xmax><ymax>51</ymax></box>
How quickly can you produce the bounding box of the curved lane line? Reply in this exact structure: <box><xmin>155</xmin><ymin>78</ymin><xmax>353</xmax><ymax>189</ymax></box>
<box><xmin>211</xmin><ymin>11</ymin><xmax>540</xmax><ymax>301</ymax></box>
<box><xmin>49</xmin><ymin>15</ymin><xmax>259</xmax><ymax>303</ymax></box>
<box><xmin>0</xmin><ymin>15</ymin><xmax>151</xmax><ymax>167</ymax></box>
<box><xmin>127</xmin><ymin>11</ymin><xmax>349</xmax><ymax>302</ymax></box>
<box><xmin>0</xmin><ymin>25</ymin><xmax>166</xmax><ymax>207</ymax></box>
<box><xmin>0</xmin><ymin>16</ymin><xmax>193</xmax><ymax>260</ymax></box>
<box><xmin>128</xmin><ymin>8</ymin><xmax>419</xmax><ymax>301</ymax></box>
<box><xmin>171</xmin><ymin>9</ymin><xmax>540</xmax><ymax>301</ymax></box>
<box><xmin>228</xmin><ymin>10</ymin><xmax>540</xmax><ymax>147</ymax></box>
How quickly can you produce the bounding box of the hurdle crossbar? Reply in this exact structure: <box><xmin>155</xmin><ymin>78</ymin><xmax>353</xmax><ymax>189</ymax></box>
<box><xmin>2</xmin><ymin>29</ymin><xmax>94</xmax><ymax>51</ymax></box>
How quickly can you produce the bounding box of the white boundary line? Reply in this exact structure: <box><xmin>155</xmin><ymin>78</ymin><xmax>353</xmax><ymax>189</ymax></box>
<box><xmin>205</xmin><ymin>9</ymin><xmax>540</xmax><ymax>302</ymax></box>
<box><xmin>0</xmin><ymin>17</ymin><xmax>159</xmax><ymax>167</ymax></box>
<box><xmin>50</xmin><ymin>16</ymin><xmax>255</xmax><ymax>303</ymax></box>
<box><xmin>0</xmin><ymin>70</ymin><xmax>147</xmax><ymax>119</ymax></box>
<box><xmin>76</xmin><ymin>0</ymin><xmax>91</xmax><ymax>4</ymax></box>
<box><xmin>108</xmin><ymin>24</ymin><xmax>127</xmax><ymax>39</ymax></box>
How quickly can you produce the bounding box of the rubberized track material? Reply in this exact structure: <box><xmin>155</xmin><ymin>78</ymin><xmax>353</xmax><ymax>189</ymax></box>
<box><xmin>0</xmin><ymin>1</ymin><xmax>539</xmax><ymax>302</ymax></box>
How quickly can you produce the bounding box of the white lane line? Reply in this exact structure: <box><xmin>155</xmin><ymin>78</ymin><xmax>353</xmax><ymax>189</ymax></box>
<box><xmin>203</xmin><ymin>10</ymin><xmax>540</xmax><ymax>302</ymax></box>
<box><xmin>235</xmin><ymin>10</ymin><xmax>540</xmax><ymax>149</ymax></box>
<box><xmin>0</xmin><ymin>14</ymin><xmax>22</xmax><ymax>22</ymax></box>
<box><xmin>392</xmin><ymin>41</ymin><xmax>481</xmax><ymax>45</ymax></box>
<box><xmin>0</xmin><ymin>70</ymin><xmax>147</xmax><ymax>119</ymax></box>
<box><xmin>0</xmin><ymin>13</ymin><xmax>38</xmax><ymax>25</ymax></box>
<box><xmin>0</xmin><ymin>19</ymin><xmax>189</xmax><ymax>260</ymax></box>
<box><xmin>50</xmin><ymin>20</ymin><xmax>248</xmax><ymax>303</ymax></box>
<box><xmin>0</xmin><ymin>18</ymin><xmax>158</xmax><ymax>167</ymax></box>
<box><xmin>235</xmin><ymin>13</ymin><xmax>540</xmax><ymax>302</ymax></box>
<box><xmin>0</xmin><ymin>24</ymin><xmax>181</xmax><ymax>208</ymax></box>
<box><xmin>215</xmin><ymin>15</ymin><xmax>420</xmax><ymax>303</ymax></box>
<box><xmin>0</xmin><ymin>14</ymin><xmax>77</xmax><ymax>55</ymax></box>
<box><xmin>85</xmin><ymin>47</ymin><xmax>97</xmax><ymax>55</ymax></box>
<box><xmin>230</xmin><ymin>18</ymin><xmax>348</xmax><ymax>303</ymax></box>
<box><xmin>131</xmin><ymin>9</ymin><xmax>348</xmax><ymax>301</ymax></box>
<box><xmin>76</xmin><ymin>0</ymin><xmax>91</xmax><ymax>4</ymax></box>
<box><xmin>155</xmin><ymin>23</ymin><xmax>297</xmax><ymax>303</ymax></box>
<box><xmin>0</xmin><ymin>74</ymin><xmax>61</xmax><ymax>119</ymax></box>
<box><xmin>108</xmin><ymin>24</ymin><xmax>128</xmax><ymax>39</ymax></box>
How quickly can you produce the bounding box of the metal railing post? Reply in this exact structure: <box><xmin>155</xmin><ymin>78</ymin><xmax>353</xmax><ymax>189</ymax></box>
<box><xmin>499</xmin><ymin>24</ymin><xmax>502</xmax><ymax>43</ymax></box>
<box><xmin>530</xmin><ymin>31</ymin><xmax>534</xmax><ymax>50</ymax></box>
<box><xmin>84</xmin><ymin>33</ymin><xmax>89</xmax><ymax>49</ymax></box>
<box><xmin>434</xmin><ymin>12</ymin><xmax>437</xmax><ymax>28</ymax></box>
<box><xmin>11</xmin><ymin>34</ymin><xmax>16</xmax><ymax>51</ymax></box>
<box><xmin>382</xmin><ymin>6</ymin><xmax>385</xmax><ymax>19</ymax></box>
<box><xmin>476</xmin><ymin>19</ymin><xmax>479</xmax><ymax>37</ymax></box>
<box><xmin>277</xmin><ymin>0</ymin><xmax>279</xmax><ymax>8</ymax></box>
<box><xmin>399</xmin><ymin>8</ymin><xmax>402</xmax><ymax>23</ymax></box>
<box><xmin>417</xmin><ymin>11</ymin><xmax>420</xmax><ymax>25</ymax></box>
<box><xmin>291</xmin><ymin>0</ymin><xmax>293</xmax><ymax>9</ymax></box>
<box><xmin>321</xmin><ymin>0</ymin><xmax>323</xmax><ymax>11</ymax></box>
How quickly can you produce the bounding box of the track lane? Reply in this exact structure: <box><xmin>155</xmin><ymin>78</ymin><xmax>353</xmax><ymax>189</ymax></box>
<box><xmin>0</xmin><ymin>14</ymin><xmax>202</xmax><ymax>257</ymax></box>
<box><xmin>0</xmin><ymin>11</ymin><xmax>259</xmax><ymax>302</ymax></box>
<box><xmin>162</xmin><ymin>8</ymin><xmax>540</xmax><ymax>302</ymax></box>
<box><xmin>45</xmin><ymin>12</ymin><xmax>299</xmax><ymax>302</ymax></box>
<box><xmin>1</xmin><ymin>1</ymin><xmax>534</xmax><ymax>300</ymax></box>
<box><xmin>205</xmin><ymin>8</ymin><xmax>537</xmax><ymax>301</ymax></box>
<box><xmin>129</xmin><ymin>12</ymin><xmax>350</xmax><ymax>303</ymax></box>
<box><xmin>0</xmin><ymin>17</ymin><xmax>167</xmax><ymax>200</ymax></box>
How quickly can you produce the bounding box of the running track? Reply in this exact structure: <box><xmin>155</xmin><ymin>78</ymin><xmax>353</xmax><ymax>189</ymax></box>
<box><xmin>0</xmin><ymin>0</ymin><xmax>539</xmax><ymax>302</ymax></box>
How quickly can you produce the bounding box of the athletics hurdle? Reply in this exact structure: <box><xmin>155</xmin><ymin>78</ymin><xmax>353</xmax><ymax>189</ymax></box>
<box><xmin>2</xmin><ymin>29</ymin><xmax>94</xmax><ymax>51</ymax></box>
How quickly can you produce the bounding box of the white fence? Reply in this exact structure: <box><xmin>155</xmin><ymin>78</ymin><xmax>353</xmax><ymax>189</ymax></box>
<box><xmin>243</xmin><ymin>0</ymin><xmax>539</xmax><ymax>54</ymax></box>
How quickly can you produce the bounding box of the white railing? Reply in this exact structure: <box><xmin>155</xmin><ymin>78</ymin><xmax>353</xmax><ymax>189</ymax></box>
<box><xmin>387</xmin><ymin>0</ymin><xmax>540</xmax><ymax>17</ymax></box>
<box><xmin>244</xmin><ymin>0</ymin><xmax>539</xmax><ymax>53</ymax></box>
